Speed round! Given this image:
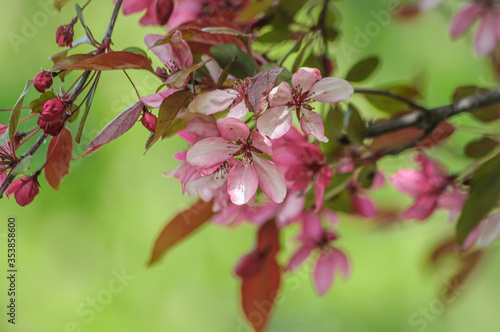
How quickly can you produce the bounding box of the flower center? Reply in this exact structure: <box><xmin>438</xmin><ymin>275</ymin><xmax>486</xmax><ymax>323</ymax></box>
<box><xmin>288</xmin><ymin>86</ymin><xmax>313</xmax><ymax>117</ymax></box>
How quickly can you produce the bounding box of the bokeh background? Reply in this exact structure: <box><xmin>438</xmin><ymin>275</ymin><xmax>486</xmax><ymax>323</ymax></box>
<box><xmin>1</xmin><ymin>0</ymin><xmax>499</xmax><ymax>331</ymax></box>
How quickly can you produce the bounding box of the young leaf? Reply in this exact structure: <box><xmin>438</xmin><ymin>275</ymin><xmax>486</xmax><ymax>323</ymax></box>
<box><xmin>51</xmin><ymin>52</ymin><xmax>153</xmax><ymax>72</ymax></box>
<box><xmin>456</xmin><ymin>153</ymin><xmax>500</xmax><ymax>244</ymax></box>
<box><xmin>247</xmin><ymin>67</ymin><xmax>284</xmax><ymax>114</ymax></box>
<box><xmin>161</xmin><ymin>59</ymin><xmax>211</xmax><ymax>89</ymax></box>
<box><xmin>11</xmin><ymin>156</ymin><xmax>33</xmax><ymax>177</ymax></box>
<box><xmin>210</xmin><ymin>44</ymin><xmax>256</xmax><ymax>78</ymax></box>
<box><xmin>321</xmin><ymin>104</ymin><xmax>344</xmax><ymax>155</ymax></box>
<box><xmin>344</xmin><ymin>104</ymin><xmax>365</xmax><ymax>145</ymax></box>
<box><xmin>45</xmin><ymin>128</ymin><xmax>73</xmax><ymax>190</ymax></box>
<box><xmin>292</xmin><ymin>38</ymin><xmax>314</xmax><ymax>73</ymax></box>
<box><xmin>29</xmin><ymin>91</ymin><xmax>56</xmax><ymax>113</ymax></box>
<box><xmin>149</xmin><ymin>199</ymin><xmax>214</xmax><ymax>265</ymax></box>
<box><xmin>79</xmin><ymin>101</ymin><xmax>144</xmax><ymax>158</ymax></box>
<box><xmin>9</xmin><ymin>80</ymin><xmax>32</xmax><ymax>146</ymax></box>
<box><xmin>240</xmin><ymin>219</ymin><xmax>281</xmax><ymax>332</ymax></box>
<box><xmin>146</xmin><ymin>90</ymin><xmax>192</xmax><ymax>152</ymax></box>
<box><xmin>464</xmin><ymin>137</ymin><xmax>498</xmax><ymax>159</ymax></box>
<box><xmin>358</xmin><ymin>163</ymin><xmax>377</xmax><ymax>189</ymax></box>
<box><xmin>345</xmin><ymin>56</ymin><xmax>380</xmax><ymax>82</ymax></box>
<box><xmin>53</xmin><ymin>0</ymin><xmax>70</xmax><ymax>11</ymax></box>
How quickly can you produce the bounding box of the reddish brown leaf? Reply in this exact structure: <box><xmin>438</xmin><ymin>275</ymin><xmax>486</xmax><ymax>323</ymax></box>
<box><xmin>51</xmin><ymin>51</ymin><xmax>153</xmax><ymax>71</ymax></box>
<box><xmin>444</xmin><ymin>250</ymin><xmax>483</xmax><ymax>298</ymax></box>
<box><xmin>248</xmin><ymin>67</ymin><xmax>283</xmax><ymax>115</ymax></box>
<box><xmin>371</xmin><ymin>121</ymin><xmax>455</xmax><ymax>151</ymax></box>
<box><xmin>428</xmin><ymin>237</ymin><xmax>457</xmax><ymax>266</ymax></box>
<box><xmin>76</xmin><ymin>101</ymin><xmax>144</xmax><ymax>159</ymax></box>
<box><xmin>45</xmin><ymin>128</ymin><xmax>73</xmax><ymax>190</ymax></box>
<box><xmin>241</xmin><ymin>220</ymin><xmax>281</xmax><ymax>332</ymax></box>
<box><xmin>149</xmin><ymin>199</ymin><xmax>214</xmax><ymax>265</ymax></box>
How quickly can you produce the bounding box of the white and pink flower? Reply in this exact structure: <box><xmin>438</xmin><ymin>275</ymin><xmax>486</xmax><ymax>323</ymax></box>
<box><xmin>257</xmin><ymin>67</ymin><xmax>353</xmax><ymax>142</ymax></box>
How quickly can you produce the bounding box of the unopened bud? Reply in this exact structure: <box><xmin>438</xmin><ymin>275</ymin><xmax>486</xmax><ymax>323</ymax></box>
<box><xmin>37</xmin><ymin>98</ymin><xmax>67</xmax><ymax>136</ymax></box>
<box><xmin>33</xmin><ymin>70</ymin><xmax>53</xmax><ymax>93</ymax></box>
<box><xmin>5</xmin><ymin>175</ymin><xmax>40</xmax><ymax>206</ymax></box>
<box><xmin>56</xmin><ymin>24</ymin><xmax>74</xmax><ymax>47</ymax></box>
<box><xmin>141</xmin><ymin>111</ymin><xmax>158</xmax><ymax>133</ymax></box>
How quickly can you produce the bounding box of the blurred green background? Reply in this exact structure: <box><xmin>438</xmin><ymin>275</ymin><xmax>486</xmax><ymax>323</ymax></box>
<box><xmin>1</xmin><ymin>1</ymin><xmax>499</xmax><ymax>331</ymax></box>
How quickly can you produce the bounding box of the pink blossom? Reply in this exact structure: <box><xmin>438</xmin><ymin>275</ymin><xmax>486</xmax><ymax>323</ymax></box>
<box><xmin>475</xmin><ymin>210</ymin><xmax>500</xmax><ymax>248</ymax></box>
<box><xmin>5</xmin><ymin>175</ymin><xmax>40</xmax><ymax>206</ymax></box>
<box><xmin>188</xmin><ymin>79</ymin><xmax>251</xmax><ymax>120</ymax></box>
<box><xmin>167</xmin><ymin>0</ymin><xmax>204</xmax><ymax>28</ymax></box>
<box><xmin>186</xmin><ymin>118</ymin><xmax>286</xmax><ymax>205</ymax></box>
<box><xmin>121</xmin><ymin>0</ymin><xmax>179</xmax><ymax>25</ymax></box>
<box><xmin>286</xmin><ymin>210</ymin><xmax>349</xmax><ymax>295</ymax></box>
<box><xmin>390</xmin><ymin>154</ymin><xmax>466</xmax><ymax>221</ymax></box>
<box><xmin>273</xmin><ymin>127</ymin><xmax>332</xmax><ymax>211</ymax></box>
<box><xmin>449</xmin><ymin>1</ymin><xmax>500</xmax><ymax>56</ymax></box>
<box><xmin>348</xmin><ymin>171</ymin><xmax>384</xmax><ymax>218</ymax></box>
<box><xmin>257</xmin><ymin>67</ymin><xmax>353</xmax><ymax>142</ymax></box>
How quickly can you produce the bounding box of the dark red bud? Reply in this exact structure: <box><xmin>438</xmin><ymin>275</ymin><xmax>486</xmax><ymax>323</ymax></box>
<box><xmin>56</xmin><ymin>24</ymin><xmax>74</xmax><ymax>47</ymax></box>
<box><xmin>33</xmin><ymin>71</ymin><xmax>53</xmax><ymax>93</ymax></box>
<box><xmin>141</xmin><ymin>111</ymin><xmax>158</xmax><ymax>133</ymax></box>
<box><xmin>5</xmin><ymin>175</ymin><xmax>40</xmax><ymax>206</ymax></box>
<box><xmin>37</xmin><ymin>98</ymin><xmax>67</xmax><ymax>136</ymax></box>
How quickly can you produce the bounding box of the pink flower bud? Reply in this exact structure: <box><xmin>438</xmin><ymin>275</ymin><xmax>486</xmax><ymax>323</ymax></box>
<box><xmin>0</xmin><ymin>124</ymin><xmax>7</xmax><ymax>135</ymax></box>
<box><xmin>33</xmin><ymin>70</ymin><xmax>53</xmax><ymax>93</ymax></box>
<box><xmin>141</xmin><ymin>111</ymin><xmax>158</xmax><ymax>133</ymax></box>
<box><xmin>56</xmin><ymin>24</ymin><xmax>74</xmax><ymax>47</ymax></box>
<box><xmin>37</xmin><ymin>98</ymin><xmax>67</xmax><ymax>136</ymax></box>
<box><xmin>6</xmin><ymin>175</ymin><xmax>40</xmax><ymax>206</ymax></box>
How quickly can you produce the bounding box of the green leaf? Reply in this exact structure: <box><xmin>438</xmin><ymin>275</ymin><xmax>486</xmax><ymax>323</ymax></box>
<box><xmin>161</xmin><ymin>59</ymin><xmax>211</xmax><ymax>89</ymax></box>
<box><xmin>464</xmin><ymin>137</ymin><xmax>498</xmax><ymax>159</ymax></box>
<box><xmin>321</xmin><ymin>104</ymin><xmax>344</xmax><ymax>155</ymax></box>
<box><xmin>323</xmin><ymin>172</ymin><xmax>353</xmax><ymax>201</ymax></box>
<box><xmin>53</xmin><ymin>0</ymin><xmax>70</xmax><ymax>11</ymax></box>
<box><xmin>364</xmin><ymin>85</ymin><xmax>420</xmax><ymax>115</ymax></box>
<box><xmin>161</xmin><ymin>118</ymin><xmax>188</xmax><ymax>138</ymax></box>
<box><xmin>29</xmin><ymin>91</ymin><xmax>56</xmax><ymax>114</ymax></box>
<box><xmin>11</xmin><ymin>156</ymin><xmax>33</xmax><ymax>177</ymax></box>
<box><xmin>75</xmin><ymin>3</ymin><xmax>85</xmax><ymax>27</ymax></box>
<box><xmin>279</xmin><ymin>37</ymin><xmax>303</xmax><ymax>66</ymax></box>
<box><xmin>456</xmin><ymin>153</ymin><xmax>500</xmax><ymax>244</ymax></box>
<box><xmin>210</xmin><ymin>44</ymin><xmax>256</xmax><ymax>79</ymax></box>
<box><xmin>9</xmin><ymin>80</ymin><xmax>32</xmax><ymax>146</ymax></box>
<box><xmin>292</xmin><ymin>38</ymin><xmax>314</xmax><ymax>73</ymax></box>
<box><xmin>146</xmin><ymin>90</ymin><xmax>192</xmax><ymax>152</ymax></box>
<box><xmin>344</xmin><ymin>104</ymin><xmax>365</xmax><ymax>145</ymax></box>
<box><xmin>76</xmin><ymin>73</ymin><xmax>100</xmax><ymax>143</ymax></box>
<box><xmin>122</xmin><ymin>47</ymin><xmax>149</xmax><ymax>58</ymax></box>
<box><xmin>345</xmin><ymin>56</ymin><xmax>380</xmax><ymax>82</ymax></box>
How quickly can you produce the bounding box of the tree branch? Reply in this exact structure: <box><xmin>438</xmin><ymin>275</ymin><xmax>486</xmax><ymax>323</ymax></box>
<box><xmin>354</xmin><ymin>88</ymin><xmax>428</xmax><ymax>112</ymax></box>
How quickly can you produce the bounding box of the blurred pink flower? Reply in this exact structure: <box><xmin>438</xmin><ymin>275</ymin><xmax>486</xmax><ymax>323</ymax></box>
<box><xmin>391</xmin><ymin>153</ymin><xmax>467</xmax><ymax>221</ymax></box>
<box><xmin>449</xmin><ymin>1</ymin><xmax>500</xmax><ymax>56</ymax></box>
<box><xmin>286</xmin><ymin>210</ymin><xmax>349</xmax><ymax>295</ymax></box>
<box><xmin>257</xmin><ymin>67</ymin><xmax>353</xmax><ymax>142</ymax></box>
<box><xmin>6</xmin><ymin>175</ymin><xmax>40</xmax><ymax>206</ymax></box>
<box><xmin>186</xmin><ymin>118</ymin><xmax>286</xmax><ymax>205</ymax></box>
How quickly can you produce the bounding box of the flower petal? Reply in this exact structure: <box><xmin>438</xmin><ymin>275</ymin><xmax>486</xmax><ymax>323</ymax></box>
<box><xmin>314</xmin><ymin>252</ymin><xmax>335</xmax><ymax>295</ymax></box>
<box><xmin>352</xmin><ymin>195</ymin><xmax>378</xmax><ymax>218</ymax></box>
<box><xmin>269</xmin><ymin>82</ymin><xmax>293</xmax><ymax>107</ymax></box>
<box><xmin>253</xmin><ymin>156</ymin><xmax>287</xmax><ymax>203</ymax></box>
<box><xmin>401</xmin><ymin>196</ymin><xmax>437</xmax><ymax>220</ymax></box>
<box><xmin>300</xmin><ymin>109</ymin><xmax>328</xmax><ymax>142</ymax></box>
<box><xmin>314</xmin><ymin>165</ymin><xmax>332</xmax><ymax>211</ymax></box>
<box><xmin>308</xmin><ymin>77</ymin><xmax>354</xmax><ymax>103</ymax></box>
<box><xmin>449</xmin><ymin>4</ymin><xmax>482</xmax><ymax>38</ymax></box>
<box><xmin>188</xmin><ymin>89</ymin><xmax>238</xmax><ymax>115</ymax></box>
<box><xmin>257</xmin><ymin>106</ymin><xmax>293</xmax><ymax>139</ymax></box>
<box><xmin>217</xmin><ymin>117</ymin><xmax>250</xmax><ymax>142</ymax></box>
<box><xmin>252</xmin><ymin>130</ymin><xmax>273</xmax><ymax>156</ymax></box>
<box><xmin>186</xmin><ymin>137</ymin><xmax>238</xmax><ymax>168</ymax></box>
<box><xmin>227</xmin><ymin>161</ymin><xmax>259</xmax><ymax>205</ymax></box>
<box><xmin>292</xmin><ymin>67</ymin><xmax>322</xmax><ymax>92</ymax></box>
<box><xmin>286</xmin><ymin>245</ymin><xmax>315</xmax><ymax>271</ymax></box>
<box><xmin>141</xmin><ymin>88</ymin><xmax>179</xmax><ymax>108</ymax></box>
<box><xmin>331</xmin><ymin>248</ymin><xmax>350</xmax><ymax>279</ymax></box>
<box><xmin>227</xmin><ymin>100</ymin><xmax>249</xmax><ymax>120</ymax></box>
<box><xmin>475</xmin><ymin>11</ymin><xmax>498</xmax><ymax>56</ymax></box>
<box><xmin>477</xmin><ymin>211</ymin><xmax>500</xmax><ymax>248</ymax></box>
<box><xmin>390</xmin><ymin>170</ymin><xmax>430</xmax><ymax>197</ymax></box>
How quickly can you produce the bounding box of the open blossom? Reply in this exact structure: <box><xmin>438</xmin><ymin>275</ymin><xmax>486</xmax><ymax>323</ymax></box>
<box><xmin>186</xmin><ymin>118</ymin><xmax>286</xmax><ymax>205</ymax></box>
<box><xmin>5</xmin><ymin>175</ymin><xmax>40</xmax><ymax>206</ymax></box>
<box><xmin>286</xmin><ymin>210</ymin><xmax>350</xmax><ymax>295</ymax></box>
<box><xmin>391</xmin><ymin>153</ymin><xmax>467</xmax><ymax>221</ymax></box>
<box><xmin>273</xmin><ymin>127</ymin><xmax>332</xmax><ymax>211</ymax></box>
<box><xmin>450</xmin><ymin>0</ymin><xmax>500</xmax><ymax>55</ymax></box>
<box><xmin>141</xmin><ymin>32</ymin><xmax>193</xmax><ymax>108</ymax></box>
<box><xmin>188</xmin><ymin>79</ymin><xmax>251</xmax><ymax>120</ymax></box>
<box><xmin>257</xmin><ymin>67</ymin><xmax>353</xmax><ymax>142</ymax></box>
